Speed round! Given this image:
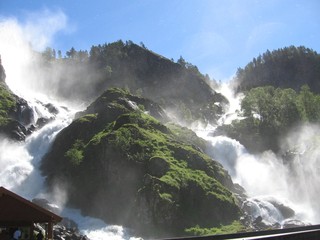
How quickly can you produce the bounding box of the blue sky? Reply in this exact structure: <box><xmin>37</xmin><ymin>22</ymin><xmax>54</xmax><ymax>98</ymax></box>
<box><xmin>0</xmin><ymin>0</ymin><xmax>319</xmax><ymax>81</ymax></box>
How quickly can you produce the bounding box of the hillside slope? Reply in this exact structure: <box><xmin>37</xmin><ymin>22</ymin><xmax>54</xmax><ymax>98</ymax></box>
<box><xmin>41</xmin><ymin>41</ymin><xmax>227</xmax><ymax>124</ymax></box>
<box><xmin>41</xmin><ymin>88</ymin><xmax>241</xmax><ymax>238</ymax></box>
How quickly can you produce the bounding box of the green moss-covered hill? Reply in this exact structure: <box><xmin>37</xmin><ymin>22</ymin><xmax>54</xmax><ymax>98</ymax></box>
<box><xmin>41</xmin><ymin>88</ymin><xmax>241</xmax><ymax>238</ymax></box>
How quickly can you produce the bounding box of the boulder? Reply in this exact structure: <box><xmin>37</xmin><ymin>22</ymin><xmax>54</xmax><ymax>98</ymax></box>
<box><xmin>45</xmin><ymin>103</ymin><xmax>59</xmax><ymax>115</ymax></box>
<box><xmin>0</xmin><ymin>119</ymin><xmax>27</xmax><ymax>141</ymax></box>
<box><xmin>282</xmin><ymin>219</ymin><xmax>307</xmax><ymax>228</ymax></box>
<box><xmin>269</xmin><ymin>200</ymin><xmax>295</xmax><ymax>219</ymax></box>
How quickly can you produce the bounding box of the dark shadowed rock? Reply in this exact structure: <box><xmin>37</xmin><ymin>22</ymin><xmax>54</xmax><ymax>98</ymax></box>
<box><xmin>45</xmin><ymin>103</ymin><xmax>59</xmax><ymax>115</ymax></box>
<box><xmin>269</xmin><ymin>200</ymin><xmax>295</xmax><ymax>219</ymax></box>
<box><xmin>147</xmin><ymin>156</ymin><xmax>169</xmax><ymax>177</ymax></box>
<box><xmin>0</xmin><ymin>119</ymin><xmax>27</xmax><ymax>141</ymax></box>
<box><xmin>36</xmin><ymin>117</ymin><xmax>53</xmax><ymax>128</ymax></box>
<box><xmin>282</xmin><ymin>219</ymin><xmax>307</xmax><ymax>228</ymax></box>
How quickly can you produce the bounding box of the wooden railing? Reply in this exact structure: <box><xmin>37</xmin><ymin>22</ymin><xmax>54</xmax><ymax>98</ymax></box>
<box><xmin>162</xmin><ymin>224</ymin><xmax>320</xmax><ymax>240</ymax></box>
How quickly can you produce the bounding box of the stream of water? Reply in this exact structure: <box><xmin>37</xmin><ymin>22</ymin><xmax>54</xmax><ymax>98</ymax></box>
<box><xmin>194</xmin><ymin>83</ymin><xmax>320</xmax><ymax>227</ymax></box>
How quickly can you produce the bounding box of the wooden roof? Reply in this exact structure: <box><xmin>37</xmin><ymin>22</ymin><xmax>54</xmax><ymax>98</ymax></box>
<box><xmin>0</xmin><ymin>187</ymin><xmax>62</xmax><ymax>226</ymax></box>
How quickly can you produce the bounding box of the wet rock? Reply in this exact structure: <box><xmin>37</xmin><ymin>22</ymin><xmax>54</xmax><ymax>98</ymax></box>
<box><xmin>252</xmin><ymin>216</ymin><xmax>270</xmax><ymax>230</ymax></box>
<box><xmin>272</xmin><ymin>222</ymin><xmax>281</xmax><ymax>229</ymax></box>
<box><xmin>19</xmin><ymin>105</ymin><xmax>34</xmax><ymax>126</ymax></box>
<box><xmin>282</xmin><ymin>219</ymin><xmax>307</xmax><ymax>228</ymax></box>
<box><xmin>30</xmin><ymin>201</ymin><xmax>90</xmax><ymax>240</ymax></box>
<box><xmin>0</xmin><ymin>120</ymin><xmax>27</xmax><ymax>141</ymax></box>
<box><xmin>253</xmin><ymin>216</ymin><xmax>263</xmax><ymax>225</ymax></box>
<box><xmin>269</xmin><ymin>200</ymin><xmax>295</xmax><ymax>219</ymax></box>
<box><xmin>36</xmin><ymin>117</ymin><xmax>53</xmax><ymax>128</ymax></box>
<box><xmin>147</xmin><ymin>156</ymin><xmax>169</xmax><ymax>177</ymax></box>
<box><xmin>53</xmin><ymin>218</ymin><xmax>89</xmax><ymax>240</ymax></box>
<box><xmin>60</xmin><ymin>217</ymin><xmax>79</xmax><ymax>231</ymax></box>
<box><xmin>45</xmin><ymin>103</ymin><xmax>59</xmax><ymax>115</ymax></box>
<box><xmin>233</xmin><ymin>183</ymin><xmax>247</xmax><ymax>199</ymax></box>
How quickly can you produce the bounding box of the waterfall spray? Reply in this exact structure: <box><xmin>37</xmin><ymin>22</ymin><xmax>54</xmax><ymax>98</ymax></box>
<box><xmin>0</xmin><ymin>14</ymin><xmax>143</xmax><ymax>240</ymax></box>
<box><xmin>194</xmin><ymin>82</ymin><xmax>320</xmax><ymax>228</ymax></box>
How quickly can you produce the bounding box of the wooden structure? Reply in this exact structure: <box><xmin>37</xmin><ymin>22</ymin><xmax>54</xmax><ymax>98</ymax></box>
<box><xmin>0</xmin><ymin>186</ymin><xmax>62</xmax><ymax>239</ymax></box>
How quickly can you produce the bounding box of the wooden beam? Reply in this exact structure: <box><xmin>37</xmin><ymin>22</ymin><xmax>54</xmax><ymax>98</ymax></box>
<box><xmin>48</xmin><ymin>221</ymin><xmax>53</xmax><ymax>240</ymax></box>
<box><xmin>29</xmin><ymin>223</ymin><xmax>34</xmax><ymax>240</ymax></box>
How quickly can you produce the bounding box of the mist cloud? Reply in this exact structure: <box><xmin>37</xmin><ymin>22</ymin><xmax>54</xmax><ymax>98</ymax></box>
<box><xmin>23</xmin><ymin>9</ymin><xmax>70</xmax><ymax>51</ymax></box>
<box><xmin>0</xmin><ymin>9</ymin><xmax>69</xmax><ymax>52</ymax></box>
<box><xmin>0</xmin><ymin>9</ymin><xmax>82</xmax><ymax>105</ymax></box>
<box><xmin>280</xmin><ymin>123</ymin><xmax>320</xmax><ymax>222</ymax></box>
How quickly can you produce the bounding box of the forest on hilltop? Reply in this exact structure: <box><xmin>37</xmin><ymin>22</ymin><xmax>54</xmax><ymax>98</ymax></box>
<box><xmin>235</xmin><ymin>46</ymin><xmax>320</xmax><ymax>93</ymax></box>
<box><xmin>218</xmin><ymin>46</ymin><xmax>320</xmax><ymax>153</ymax></box>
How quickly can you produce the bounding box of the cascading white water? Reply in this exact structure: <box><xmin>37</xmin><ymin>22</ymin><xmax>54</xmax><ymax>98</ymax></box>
<box><xmin>194</xmin><ymin>82</ymin><xmax>320</xmax><ymax>227</ymax></box>
<box><xmin>0</xmin><ymin>84</ymin><xmax>142</xmax><ymax>240</ymax></box>
<box><xmin>0</xmin><ymin>98</ymin><xmax>142</xmax><ymax>240</ymax></box>
<box><xmin>0</xmin><ymin>101</ymin><xmax>73</xmax><ymax>199</ymax></box>
<box><xmin>0</xmin><ymin>18</ymin><xmax>142</xmax><ymax>240</ymax></box>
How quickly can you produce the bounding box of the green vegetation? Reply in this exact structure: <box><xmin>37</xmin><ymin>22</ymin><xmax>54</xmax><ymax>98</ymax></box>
<box><xmin>64</xmin><ymin>139</ymin><xmax>85</xmax><ymax>166</ymax></box>
<box><xmin>89</xmin><ymin>109</ymin><xmax>238</xmax><ymax>232</ymax></box>
<box><xmin>242</xmin><ymin>85</ymin><xmax>320</xmax><ymax>125</ymax></box>
<box><xmin>166</xmin><ymin>122</ymin><xmax>207</xmax><ymax>150</ymax></box>
<box><xmin>236</xmin><ymin>46</ymin><xmax>320</xmax><ymax>93</ymax></box>
<box><xmin>185</xmin><ymin>221</ymin><xmax>246</xmax><ymax>236</ymax></box>
<box><xmin>224</xmin><ymin>46</ymin><xmax>320</xmax><ymax>152</ymax></box>
<box><xmin>89</xmin><ymin>123</ymin><xmax>114</xmax><ymax>145</ymax></box>
<box><xmin>0</xmin><ymin>84</ymin><xmax>16</xmax><ymax>125</ymax></box>
<box><xmin>76</xmin><ymin>113</ymin><xmax>98</xmax><ymax>123</ymax></box>
<box><xmin>222</xmin><ymin>85</ymin><xmax>320</xmax><ymax>152</ymax></box>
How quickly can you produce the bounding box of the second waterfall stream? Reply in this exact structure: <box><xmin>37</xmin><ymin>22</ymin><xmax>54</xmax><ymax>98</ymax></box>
<box><xmin>193</xmin><ymin>83</ymin><xmax>320</xmax><ymax>228</ymax></box>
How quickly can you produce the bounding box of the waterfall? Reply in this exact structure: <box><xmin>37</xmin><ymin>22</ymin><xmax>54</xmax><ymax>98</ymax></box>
<box><xmin>0</xmin><ymin>39</ymin><xmax>142</xmax><ymax>240</ymax></box>
<box><xmin>193</xmin><ymin>82</ymin><xmax>320</xmax><ymax>227</ymax></box>
<box><xmin>0</xmin><ymin>96</ymin><xmax>142</xmax><ymax>240</ymax></box>
<box><xmin>0</xmin><ymin>101</ymin><xmax>73</xmax><ymax>199</ymax></box>
<box><xmin>1</xmin><ymin>16</ymin><xmax>318</xmax><ymax>237</ymax></box>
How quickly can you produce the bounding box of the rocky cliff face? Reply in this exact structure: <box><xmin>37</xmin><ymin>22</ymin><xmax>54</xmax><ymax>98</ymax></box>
<box><xmin>107</xmin><ymin>43</ymin><xmax>227</xmax><ymax>124</ymax></box>
<box><xmin>0</xmin><ymin>61</ymin><xmax>57</xmax><ymax>141</ymax></box>
<box><xmin>48</xmin><ymin>42</ymin><xmax>228</xmax><ymax>125</ymax></box>
<box><xmin>41</xmin><ymin>88</ymin><xmax>241</xmax><ymax>238</ymax></box>
<box><xmin>0</xmin><ymin>56</ymin><xmax>6</xmax><ymax>83</ymax></box>
<box><xmin>0</xmin><ymin>60</ymin><xmax>30</xmax><ymax>140</ymax></box>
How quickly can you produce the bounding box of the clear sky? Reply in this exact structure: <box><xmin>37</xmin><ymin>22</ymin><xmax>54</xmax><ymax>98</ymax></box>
<box><xmin>0</xmin><ymin>0</ymin><xmax>319</xmax><ymax>81</ymax></box>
